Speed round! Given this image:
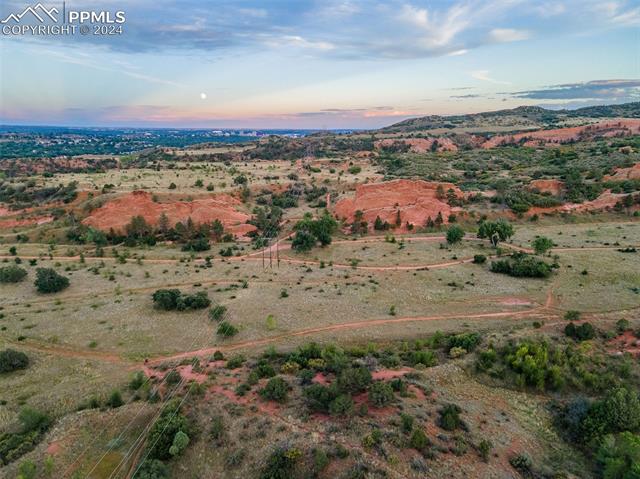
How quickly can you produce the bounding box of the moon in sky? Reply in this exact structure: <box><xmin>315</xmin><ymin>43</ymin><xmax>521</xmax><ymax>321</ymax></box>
<box><xmin>200</xmin><ymin>92</ymin><xmax>207</xmax><ymax>100</ymax></box>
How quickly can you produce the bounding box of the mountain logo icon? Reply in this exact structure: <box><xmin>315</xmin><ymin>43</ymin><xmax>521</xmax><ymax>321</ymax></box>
<box><xmin>1</xmin><ymin>3</ymin><xmax>59</xmax><ymax>23</ymax></box>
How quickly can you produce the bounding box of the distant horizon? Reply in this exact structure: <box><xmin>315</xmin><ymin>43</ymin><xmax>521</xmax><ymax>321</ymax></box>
<box><xmin>1</xmin><ymin>100</ymin><xmax>638</xmax><ymax>131</ymax></box>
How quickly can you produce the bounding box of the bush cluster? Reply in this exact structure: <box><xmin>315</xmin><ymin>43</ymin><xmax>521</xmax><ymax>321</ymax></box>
<box><xmin>34</xmin><ymin>268</ymin><xmax>69</xmax><ymax>293</ymax></box>
<box><xmin>490</xmin><ymin>253</ymin><xmax>553</xmax><ymax>278</ymax></box>
<box><xmin>152</xmin><ymin>289</ymin><xmax>211</xmax><ymax>311</ymax></box>
<box><xmin>0</xmin><ymin>265</ymin><xmax>27</xmax><ymax>283</ymax></box>
<box><xmin>0</xmin><ymin>408</ymin><xmax>51</xmax><ymax>465</ymax></box>
<box><xmin>0</xmin><ymin>349</ymin><xmax>29</xmax><ymax>373</ymax></box>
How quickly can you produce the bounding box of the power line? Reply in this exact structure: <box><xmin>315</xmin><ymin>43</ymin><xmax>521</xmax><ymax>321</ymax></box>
<box><xmin>79</xmin><ymin>302</ymin><xmax>219</xmax><ymax>478</ymax></box>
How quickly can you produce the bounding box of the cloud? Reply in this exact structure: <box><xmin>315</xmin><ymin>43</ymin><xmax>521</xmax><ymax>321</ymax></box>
<box><xmin>592</xmin><ymin>1</ymin><xmax>640</xmax><ymax>26</ymax></box>
<box><xmin>32</xmin><ymin>47</ymin><xmax>185</xmax><ymax>87</ymax></box>
<box><xmin>488</xmin><ymin>28</ymin><xmax>530</xmax><ymax>42</ymax></box>
<box><xmin>265</xmin><ymin>35</ymin><xmax>335</xmax><ymax>51</ymax></box>
<box><xmin>450</xmin><ymin>94</ymin><xmax>481</xmax><ymax>99</ymax></box>
<box><xmin>512</xmin><ymin>79</ymin><xmax>640</xmax><ymax>100</ymax></box>
<box><xmin>471</xmin><ymin>70</ymin><xmax>511</xmax><ymax>85</ymax></box>
<box><xmin>1</xmin><ymin>0</ymin><xmax>636</xmax><ymax>61</ymax></box>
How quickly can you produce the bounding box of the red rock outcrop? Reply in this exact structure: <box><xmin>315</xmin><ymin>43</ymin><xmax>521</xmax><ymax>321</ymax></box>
<box><xmin>481</xmin><ymin>119</ymin><xmax>640</xmax><ymax>149</ymax></box>
<box><xmin>605</xmin><ymin>162</ymin><xmax>640</xmax><ymax>181</ymax></box>
<box><xmin>82</xmin><ymin>191</ymin><xmax>255</xmax><ymax>238</ymax></box>
<box><xmin>528</xmin><ymin>179</ymin><xmax>564</xmax><ymax>196</ymax></box>
<box><xmin>333</xmin><ymin>179</ymin><xmax>462</xmax><ymax>231</ymax></box>
<box><xmin>375</xmin><ymin>138</ymin><xmax>458</xmax><ymax>153</ymax></box>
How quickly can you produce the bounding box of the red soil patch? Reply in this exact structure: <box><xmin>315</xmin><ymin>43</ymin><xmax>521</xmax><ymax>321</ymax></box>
<box><xmin>375</xmin><ymin>137</ymin><xmax>458</xmax><ymax>153</ymax></box>
<box><xmin>500</xmin><ymin>298</ymin><xmax>533</xmax><ymax>306</ymax></box>
<box><xmin>528</xmin><ymin>179</ymin><xmax>564</xmax><ymax>196</ymax></box>
<box><xmin>333</xmin><ymin>179</ymin><xmax>462</xmax><ymax>231</ymax></box>
<box><xmin>408</xmin><ymin>384</ymin><xmax>426</xmax><ymax>401</ymax></box>
<box><xmin>82</xmin><ymin>191</ymin><xmax>256</xmax><ymax>238</ymax></box>
<box><xmin>0</xmin><ymin>215</ymin><xmax>54</xmax><ymax>228</ymax></box>
<box><xmin>353</xmin><ymin>391</ymin><xmax>397</xmax><ymax>417</ymax></box>
<box><xmin>482</xmin><ymin>119</ymin><xmax>640</xmax><ymax>149</ymax></box>
<box><xmin>313</xmin><ymin>372</ymin><xmax>331</xmax><ymax>385</ymax></box>
<box><xmin>176</xmin><ymin>365</ymin><xmax>209</xmax><ymax>384</ymax></box>
<box><xmin>605</xmin><ymin>162</ymin><xmax>640</xmax><ymax>181</ymax></box>
<box><xmin>608</xmin><ymin>331</ymin><xmax>640</xmax><ymax>357</ymax></box>
<box><xmin>209</xmin><ymin>385</ymin><xmax>251</xmax><ymax>405</ymax></box>
<box><xmin>354</xmin><ymin>150</ymin><xmax>377</xmax><ymax>158</ymax></box>
<box><xmin>371</xmin><ymin>367</ymin><xmax>412</xmax><ymax>381</ymax></box>
<box><xmin>46</xmin><ymin>441</ymin><xmax>62</xmax><ymax>456</ymax></box>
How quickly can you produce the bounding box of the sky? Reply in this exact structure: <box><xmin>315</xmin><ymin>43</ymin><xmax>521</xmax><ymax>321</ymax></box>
<box><xmin>0</xmin><ymin>0</ymin><xmax>639</xmax><ymax>128</ymax></box>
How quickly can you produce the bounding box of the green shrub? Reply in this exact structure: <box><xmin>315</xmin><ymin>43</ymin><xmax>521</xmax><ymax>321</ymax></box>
<box><xmin>133</xmin><ymin>459</ymin><xmax>169</xmax><ymax>479</ymax></box>
<box><xmin>176</xmin><ymin>291</ymin><xmax>210</xmax><ymax>310</ymax></box>
<box><xmin>169</xmin><ymin>430</ymin><xmax>190</xmax><ymax>456</ymax></box>
<box><xmin>328</xmin><ymin>394</ymin><xmax>354</xmax><ymax>416</ymax></box>
<box><xmin>596</xmin><ymin>432</ymin><xmax>640</xmax><ymax>479</ymax></box>
<box><xmin>439</xmin><ymin>404</ymin><xmax>462</xmax><ymax>431</ymax></box>
<box><xmin>209</xmin><ymin>305</ymin><xmax>227</xmax><ymax>322</ymax></box>
<box><xmin>565</xmin><ymin>322</ymin><xmax>596</xmax><ymax>341</ymax></box>
<box><xmin>336</xmin><ymin>367</ymin><xmax>372</xmax><ymax>394</ymax></box>
<box><xmin>580</xmin><ymin>388</ymin><xmax>640</xmax><ymax>442</ymax></box>
<box><xmin>447</xmin><ymin>332</ymin><xmax>481</xmax><ymax>352</ymax></box>
<box><xmin>446</xmin><ymin>225</ymin><xmax>465</xmax><ymax>245</ymax></box>
<box><xmin>152</xmin><ymin>289</ymin><xmax>210</xmax><ymax>311</ymax></box>
<box><xmin>0</xmin><ymin>265</ymin><xmax>27</xmax><ymax>283</ymax></box>
<box><xmin>151</xmin><ymin>289</ymin><xmax>181</xmax><ymax>310</ymax></box>
<box><xmin>532</xmin><ymin>236</ymin><xmax>554</xmax><ymax>255</ymax></box>
<box><xmin>181</xmin><ymin>238</ymin><xmax>210</xmax><ymax>252</ymax></box>
<box><xmin>0</xmin><ymin>349</ymin><xmax>29</xmax><ymax>373</ymax></box>
<box><xmin>406</xmin><ymin>350</ymin><xmax>437</xmax><ymax>367</ymax></box>
<box><xmin>477</xmin><ymin>219</ymin><xmax>514</xmax><ymax>246</ymax></box>
<box><xmin>490</xmin><ymin>253</ymin><xmax>552</xmax><ymax>278</ymax></box>
<box><xmin>400</xmin><ymin>413</ymin><xmax>414</xmax><ymax>434</ymax></box>
<box><xmin>217</xmin><ymin>321</ymin><xmax>239</xmax><ymax>338</ymax></box>
<box><xmin>210</xmin><ymin>415</ymin><xmax>225</xmax><ymax>443</ymax></box>
<box><xmin>106</xmin><ymin>390</ymin><xmax>124</xmax><ymax>408</ymax></box>
<box><xmin>34</xmin><ymin>268</ymin><xmax>69</xmax><ymax>293</ymax></box>
<box><xmin>472</xmin><ymin>254</ymin><xmax>487</xmax><ymax>264</ymax></box>
<box><xmin>0</xmin><ymin>408</ymin><xmax>51</xmax><ymax>465</ymax></box>
<box><xmin>304</xmin><ymin>384</ymin><xmax>338</xmax><ymax>413</ymax></box>
<box><xmin>164</xmin><ymin>369</ymin><xmax>181</xmax><ymax>386</ymax></box>
<box><xmin>478</xmin><ymin>439</ymin><xmax>493</xmax><ymax>462</ymax></box>
<box><xmin>509</xmin><ymin>453</ymin><xmax>532</xmax><ymax>472</ymax></box>
<box><xmin>368</xmin><ymin>381</ymin><xmax>395</xmax><ymax>407</ymax></box>
<box><xmin>145</xmin><ymin>400</ymin><xmax>190</xmax><ymax>460</ymax></box>
<box><xmin>129</xmin><ymin>371</ymin><xmax>146</xmax><ymax>391</ymax></box>
<box><xmin>17</xmin><ymin>460</ymin><xmax>37</xmax><ymax>479</ymax></box>
<box><xmin>259</xmin><ymin>377</ymin><xmax>289</xmax><ymax>402</ymax></box>
<box><xmin>565</xmin><ymin>310</ymin><xmax>581</xmax><ymax>321</ymax></box>
<box><xmin>410</xmin><ymin>428</ymin><xmax>429</xmax><ymax>451</ymax></box>
<box><xmin>226</xmin><ymin>354</ymin><xmax>245</xmax><ymax>369</ymax></box>
<box><xmin>261</xmin><ymin>446</ymin><xmax>301</xmax><ymax>479</ymax></box>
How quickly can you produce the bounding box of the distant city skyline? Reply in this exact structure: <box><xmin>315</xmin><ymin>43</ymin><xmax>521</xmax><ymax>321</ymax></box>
<box><xmin>1</xmin><ymin>0</ymin><xmax>638</xmax><ymax>128</ymax></box>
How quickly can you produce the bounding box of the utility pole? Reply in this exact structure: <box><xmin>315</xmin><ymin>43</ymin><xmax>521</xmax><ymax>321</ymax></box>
<box><xmin>276</xmin><ymin>236</ymin><xmax>280</xmax><ymax>268</ymax></box>
<box><xmin>269</xmin><ymin>238</ymin><xmax>273</xmax><ymax>268</ymax></box>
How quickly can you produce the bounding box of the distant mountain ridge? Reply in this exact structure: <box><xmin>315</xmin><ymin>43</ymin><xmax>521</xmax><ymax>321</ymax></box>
<box><xmin>381</xmin><ymin>102</ymin><xmax>640</xmax><ymax>133</ymax></box>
